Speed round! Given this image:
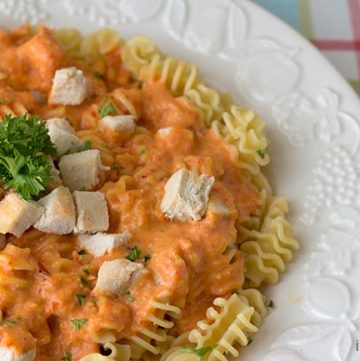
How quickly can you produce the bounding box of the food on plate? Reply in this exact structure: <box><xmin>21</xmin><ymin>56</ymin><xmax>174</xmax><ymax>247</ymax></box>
<box><xmin>0</xmin><ymin>24</ymin><xmax>298</xmax><ymax>361</ymax></box>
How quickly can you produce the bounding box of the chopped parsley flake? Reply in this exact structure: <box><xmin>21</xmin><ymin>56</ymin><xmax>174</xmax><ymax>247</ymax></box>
<box><xmin>71</xmin><ymin>318</ymin><xmax>87</xmax><ymax>330</ymax></box>
<box><xmin>79</xmin><ymin>140</ymin><xmax>92</xmax><ymax>152</ymax></box>
<box><xmin>125</xmin><ymin>290</ymin><xmax>135</xmax><ymax>302</ymax></box>
<box><xmin>257</xmin><ymin>149</ymin><xmax>266</xmax><ymax>159</ymax></box>
<box><xmin>266</xmin><ymin>299</ymin><xmax>275</xmax><ymax>308</ymax></box>
<box><xmin>82</xmin><ymin>267</ymin><xmax>90</xmax><ymax>275</ymax></box>
<box><xmin>111</xmin><ymin>163</ymin><xmax>121</xmax><ymax>172</ymax></box>
<box><xmin>247</xmin><ymin>337</ymin><xmax>253</xmax><ymax>346</ymax></box>
<box><xmin>143</xmin><ymin>254</ymin><xmax>151</xmax><ymax>262</ymax></box>
<box><xmin>179</xmin><ymin>346</ymin><xmax>215</xmax><ymax>358</ymax></box>
<box><xmin>61</xmin><ymin>351</ymin><xmax>72</xmax><ymax>361</ymax></box>
<box><xmin>77</xmin><ymin>249</ymin><xmax>86</xmax><ymax>255</ymax></box>
<box><xmin>126</xmin><ymin>245</ymin><xmax>142</xmax><ymax>262</ymax></box>
<box><xmin>0</xmin><ymin>316</ymin><xmax>21</xmax><ymax>328</ymax></box>
<box><xmin>76</xmin><ymin>294</ymin><xmax>86</xmax><ymax>306</ymax></box>
<box><xmin>79</xmin><ymin>275</ymin><xmax>91</xmax><ymax>289</ymax></box>
<box><xmin>99</xmin><ymin>97</ymin><xmax>118</xmax><ymax>117</ymax></box>
<box><xmin>0</xmin><ymin>98</ymin><xmax>5</xmax><ymax>105</ymax></box>
<box><xmin>93</xmin><ymin>71</ymin><xmax>104</xmax><ymax>79</ymax></box>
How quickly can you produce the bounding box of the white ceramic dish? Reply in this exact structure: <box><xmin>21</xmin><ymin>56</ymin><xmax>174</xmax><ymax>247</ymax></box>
<box><xmin>2</xmin><ymin>1</ymin><xmax>360</xmax><ymax>360</ymax></box>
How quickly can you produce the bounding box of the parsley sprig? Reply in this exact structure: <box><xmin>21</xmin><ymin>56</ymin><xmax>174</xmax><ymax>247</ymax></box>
<box><xmin>0</xmin><ymin>114</ymin><xmax>56</xmax><ymax>199</ymax></box>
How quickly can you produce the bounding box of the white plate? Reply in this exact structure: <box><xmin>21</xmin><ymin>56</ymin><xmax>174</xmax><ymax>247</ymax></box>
<box><xmin>2</xmin><ymin>1</ymin><xmax>360</xmax><ymax>360</ymax></box>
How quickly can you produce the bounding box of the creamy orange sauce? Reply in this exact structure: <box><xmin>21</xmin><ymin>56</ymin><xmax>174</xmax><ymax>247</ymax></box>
<box><xmin>0</xmin><ymin>25</ymin><xmax>259</xmax><ymax>360</ymax></box>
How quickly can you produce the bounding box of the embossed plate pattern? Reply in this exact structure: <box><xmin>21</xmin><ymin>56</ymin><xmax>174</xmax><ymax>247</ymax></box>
<box><xmin>1</xmin><ymin>1</ymin><xmax>360</xmax><ymax>360</ymax></box>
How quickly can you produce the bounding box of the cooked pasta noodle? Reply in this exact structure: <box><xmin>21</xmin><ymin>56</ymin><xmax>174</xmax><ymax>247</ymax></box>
<box><xmin>0</xmin><ymin>25</ymin><xmax>297</xmax><ymax>361</ymax></box>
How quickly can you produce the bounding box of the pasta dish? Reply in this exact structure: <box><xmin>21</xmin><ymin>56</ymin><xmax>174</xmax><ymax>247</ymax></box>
<box><xmin>0</xmin><ymin>24</ymin><xmax>298</xmax><ymax>361</ymax></box>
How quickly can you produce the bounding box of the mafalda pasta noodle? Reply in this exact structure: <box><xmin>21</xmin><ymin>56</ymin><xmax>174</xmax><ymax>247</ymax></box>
<box><xmin>0</xmin><ymin>24</ymin><xmax>298</xmax><ymax>361</ymax></box>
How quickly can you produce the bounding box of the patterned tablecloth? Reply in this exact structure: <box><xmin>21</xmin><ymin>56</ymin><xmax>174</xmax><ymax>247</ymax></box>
<box><xmin>252</xmin><ymin>0</ymin><xmax>360</xmax><ymax>96</ymax></box>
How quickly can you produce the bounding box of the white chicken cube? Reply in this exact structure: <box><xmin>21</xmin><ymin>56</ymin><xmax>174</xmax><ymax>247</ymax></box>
<box><xmin>101</xmin><ymin>115</ymin><xmax>136</xmax><ymax>132</ymax></box>
<box><xmin>73</xmin><ymin>191</ymin><xmax>109</xmax><ymax>233</ymax></box>
<box><xmin>78</xmin><ymin>231</ymin><xmax>131</xmax><ymax>257</ymax></box>
<box><xmin>94</xmin><ymin>259</ymin><xmax>143</xmax><ymax>296</ymax></box>
<box><xmin>161</xmin><ymin>168</ymin><xmax>215</xmax><ymax>222</ymax></box>
<box><xmin>34</xmin><ymin>186</ymin><xmax>76</xmax><ymax>234</ymax></box>
<box><xmin>59</xmin><ymin>150</ymin><xmax>101</xmax><ymax>191</ymax></box>
<box><xmin>49</xmin><ymin>67</ymin><xmax>89</xmax><ymax>105</ymax></box>
<box><xmin>0</xmin><ymin>347</ymin><xmax>36</xmax><ymax>361</ymax></box>
<box><xmin>0</xmin><ymin>192</ymin><xmax>44</xmax><ymax>237</ymax></box>
<box><xmin>157</xmin><ymin>127</ymin><xmax>173</xmax><ymax>136</ymax></box>
<box><xmin>46</xmin><ymin>118</ymin><xmax>83</xmax><ymax>156</ymax></box>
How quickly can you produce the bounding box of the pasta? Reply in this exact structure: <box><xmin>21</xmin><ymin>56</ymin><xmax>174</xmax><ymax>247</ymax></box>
<box><xmin>0</xmin><ymin>24</ymin><xmax>297</xmax><ymax>361</ymax></box>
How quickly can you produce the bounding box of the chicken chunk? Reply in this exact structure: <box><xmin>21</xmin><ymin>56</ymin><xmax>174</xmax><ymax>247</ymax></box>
<box><xmin>0</xmin><ymin>192</ymin><xmax>44</xmax><ymax>237</ymax></box>
<box><xmin>59</xmin><ymin>150</ymin><xmax>101</xmax><ymax>191</ymax></box>
<box><xmin>101</xmin><ymin>115</ymin><xmax>136</xmax><ymax>132</ymax></box>
<box><xmin>94</xmin><ymin>259</ymin><xmax>143</xmax><ymax>296</ymax></box>
<box><xmin>73</xmin><ymin>191</ymin><xmax>109</xmax><ymax>233</ymax></box>
<box><xmin>78</xmin><ymin>231</ymin><xmax>131</xmax><ymax>257</ymax></box>
<box><xmin>34</xmin><ymin>186</ymin><xmax>76</xmax><ymax>234</ymax></box>
<box><xmin>46</xmin><ymin>117</ymin><xmax>83</xmax><ymax>156</ymax></box>
<box><xmin>161</xmin><ymin>168</ymin><xmax>215</xmax><ymax>222</ymax></box>
<box><xmin>49</xmin><ymin>67</ymin><xmax>89</xmax><ymax>105</ymax></box>
<box><xmin>0</xmin><ymin>348</ymin><xmax>36</xmax><ymax>361</ymax></box>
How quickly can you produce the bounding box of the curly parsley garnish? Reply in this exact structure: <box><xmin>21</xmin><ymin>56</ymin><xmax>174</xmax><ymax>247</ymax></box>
<box><xmin>79</xmin><ymin>140</ymin><xmax>92</xmax><ymax>152</ymax></box>
<box><xmin>126</xmin><ymin>245</ymin><xmax>142</xmax><ymax>262</ymax></box>
<box><xmin>125</xmin><ymin>290</ymin><xmax>135</xmax><ymax>302</ymax></box>
<box><xmin>99</xmin><ymin>97</ymin><xmax>118</xmax><ymax>117</ymax></box>
<box><xmin>179</xmin><ymin>346</ymin><xmax>215</xmax><ymax>358</ymax></box>
<box><xmin>71</xmin><ymin>318</ymin><xmax>87</xmax><ymax>330</ymax></box>
<box><xmin>61</xmin><ymin>351</ymin><xmax>72</xmax><ymax>361</ymax></box>
<box><xmin>0</xmin><ymin>113</ymin><xmax>57</xmax><ymax>199</ymax></box>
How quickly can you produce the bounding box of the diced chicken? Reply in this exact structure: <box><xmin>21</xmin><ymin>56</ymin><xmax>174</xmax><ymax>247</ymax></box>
<box><xmin>78</xmin><ymin>231</ymin><xmax>130</xmax><ymax>257</ymax></box>
<box><xmin>161</xmin><ymin>168</ymin><xmax>215</xmax><ymax>222</ymax></box>
<box><xmin>46</xmin><ymin>118</ymin><xmax>83</xmax><ymax>156</ymax></box>
<box><xmin>94</xmin><ymin>259</ymin><xmax>143</xmax><ymax>296</ymax></box>
<box><xmin>34</xmin><ymin>186</ymin><xmax>76</xmax><ymax>234</ymax></box>
<box><xmin>0</xmin><ymin>347</ymin><xmax>36</xmax><ymax>361</ymax></box>
<box><xmin>0</xmin><ymin>193</ymin><xmax>44</xmax><ymax>237</ymax></box>
<box><xmin>101</xmin><ymin>115</ymin><xmax>136</xmax><ymax>132</ymax></box>
<box><xmin>49</xmin><ymin>67</ymin><xmax>89</xmax><ymax>105</ymax></box>
<box><xmin>73</xmin><ymin>191</ymin><xmax>109</xmax><ymax>233</ymax></box>
<box><xmin>59</xmin><ymin>150</ymin><xmax>101</xmax><ymax>191</ymax></box>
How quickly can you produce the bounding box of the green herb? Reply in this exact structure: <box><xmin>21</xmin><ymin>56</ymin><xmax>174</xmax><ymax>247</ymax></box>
<box><xmin>99</xmin><ymin>97</ymin><xmax>118</xmax><ymax>117</ymax></box>
<box><xmin>93</xmin><ymin>71</ymin><xmax>104</xmax><ymax>79</ymax></box>
<box><xmin>126</xmin><ymin>245</ymin><xmax>142</xmax><ymax>262</ymax></box>
<box><xmin>257</xmin><ymin>149</ymin><xmax>266</xmax><ymax>159</ymax></box>
<box><xmin>179</xmin><ymin>346</ymin><xmax>215</xmax><ymax>358</ymax></box>
<box><xmin>0</xmin><ymin>316</ymin><xmax>21</xmax><ymax>328</ymax></box>
<box><xmin>76</xmin><ymin>294</ymin><xmax>86</xmax><ymax>306</ymax></box>
<box><xmin>0</xmin><ymin>114</ymin><xmax>57</xmax><ymax>199</ymax></box>
<box><xmin>77</xmin><ymin>249</ymin><xmax>86</xmax><ymax>255</ymax></box>
<box><xmin>71</xmin><ymin>318</ymin><xmax>87</xmax><ymax>330</ymax></box>
<box><xmin>61</xmin><ymin>351</ymin><xmax>72</xmax><ymax>361</ymax></box>
<box><xmin>125</xmin><ymin>290</ymin><xmax>135</xmax><ymax>302</ymax></box>
<box><xmin>0</xmin><ymin>98</ymin><xmax>5</xmax><ymax>105</ymax></box>
<box><xmin>82</xmin><ymin>267</ymin><xmax>90</xmax><ymax>275</ymax></box>
<box><xmin>247</xmin><ymin>338</ymin><xmax>253</xmax><ymax>346</ymax></box>
<box><xmin>111</xmin><ymin>163</ymin><xmax>121</xmax><ymax>172</ymax></box>
<box><xmin>79</xmin><ymin>140</ymin><xmax>92</xmax><ymax>152</ymax></box>
<box><xmin>79</xmin><ymin>275</ymin><xmax>91</xmax><ymax>289</ymax></box>
<box><xmin>143</xmin><ymin>254</ymin><xmax>151</xmax><ymax>263</ymax></box>
<box><xmin>79</xmin><ymin>186</ymin><xmax>86</xmax><ymax>191</ymax></box>
<box><xmin>139</xmin><ymin>149</ymin><xmax>148</xmax><ymax>156</ymax></box>
<box><xmin>266</xmin><ymin>299</ymin><xmax>274</xmax><ymax>308</ymax></box>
